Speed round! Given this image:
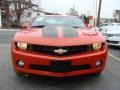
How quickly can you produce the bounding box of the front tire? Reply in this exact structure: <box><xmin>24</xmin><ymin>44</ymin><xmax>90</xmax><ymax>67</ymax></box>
<box><xmin>93</xmin><ymin>72</ymin><xmax>102</xmax><ymax>76</ymax></box>
<box><xmin>14</xmin><ymin>71</ymin><xmax>29</xmax><ymax>77</ymax></box>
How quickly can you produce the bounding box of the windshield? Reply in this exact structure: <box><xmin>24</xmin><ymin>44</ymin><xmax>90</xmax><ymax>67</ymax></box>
<box><xmin>32</xmin><ymin>16</ymin><xmax>86</xmax><ymax>28</ymax></box>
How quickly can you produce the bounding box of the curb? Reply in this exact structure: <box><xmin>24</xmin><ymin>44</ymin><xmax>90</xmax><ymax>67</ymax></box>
<box><xmin>0</xmin><ymin>29</ymin><xmax>19</xmax><ymax>31</ymax></box>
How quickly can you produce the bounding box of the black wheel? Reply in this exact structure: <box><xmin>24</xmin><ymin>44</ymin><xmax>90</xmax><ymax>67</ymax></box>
<box><xmin>14</xmin><ymin>71</ymin><xmax>23</xmax><ymax>76</ymax></box>
<box><xmin>93</xmin><ymin>72</ymin><xmax>102</xmax><ymax>76</ymax></box>
<box><xmin>14</xmin><ymin>71</ymin><xmax>29</xmax><ymax>77</ymax></box>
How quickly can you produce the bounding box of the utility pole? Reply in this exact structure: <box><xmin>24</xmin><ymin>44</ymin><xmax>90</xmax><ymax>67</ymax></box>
<box><xmin>0</xmin><ymin>8</ymin><xmax>2</xmax><ymax>28</ymax></box>
<box><xmin>97</xmin><ymin>0</ymin><xmax>102</xmax><ymax>27</ymax></box>
<box><xmin>73</xmin><ymin>0</ymin><xmax>75</xmax><ymax>16</ymax></box>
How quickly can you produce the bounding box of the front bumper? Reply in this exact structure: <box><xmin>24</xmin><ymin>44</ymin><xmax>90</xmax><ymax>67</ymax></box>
<box><xmin>12</xmin><ymin>44</ymin><xmax>108</xmax><ymax>77</ymax></box>
<box><xmin>106</xmin><ymin>37</ymin><xmax>120</xmax><ymax>46</ymax></box>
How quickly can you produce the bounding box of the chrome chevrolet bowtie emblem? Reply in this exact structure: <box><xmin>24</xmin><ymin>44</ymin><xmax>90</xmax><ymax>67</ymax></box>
<box><xmin>54</xmin><ymin>49</ymin><xmax>68</xmax><ymax>54</ymax></box>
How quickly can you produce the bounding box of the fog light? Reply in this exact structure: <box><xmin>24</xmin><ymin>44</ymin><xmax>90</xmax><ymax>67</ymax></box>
<box><xmin>17</xmin><ymin>60</ymin><xmax>24</xmax><ymax>67</ymax></box>
<box><xmin>96</xmin><ymin>60</ymin><xmax>102</xmax><ymax>67</ymax></box>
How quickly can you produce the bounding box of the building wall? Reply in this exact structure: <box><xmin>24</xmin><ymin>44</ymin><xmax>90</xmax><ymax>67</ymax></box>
<box><xmin>20</xmin><ymin>9</ymin><xmax>46</xmax><ymax>23</ymax></box>
<box><xmin>31</xmin><ymin>12</ymin><xmax>45</xmax><ymax>17</ymax></box>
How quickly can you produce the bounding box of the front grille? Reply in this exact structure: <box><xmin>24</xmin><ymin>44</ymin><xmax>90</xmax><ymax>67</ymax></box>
<box><xmin>29</xmin><ymin>61</ymin><xmax>91</xmax><ymax>73</ymax></box>
<box><xmin>105</xmin><ymin>34</ymin><xmax>119</xmax><ymax>37</ymax></box>
<box><xmin>28</xmin><ymin>44</ymin><xmax>92</xmax><ymax>56</ymax></box>
<box><xmin>106</xmin><ymin>40</ymin><xmax>119</xmax><ymax>44</ymax></box>
<box><xmin>107</xmin><ymin>34</ymin><xmax>116</xmax><ymax>37</ymax></box>
<box><xmin>104</xmin><ymin>33</ymin><xmax>115</xmax><ymax>37</ymax></box>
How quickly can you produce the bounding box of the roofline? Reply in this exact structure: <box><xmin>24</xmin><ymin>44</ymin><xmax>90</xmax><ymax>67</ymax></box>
<box><xmin>36</xmin><ymin>15</ymin><xmax>78</xmax><ymax>17</ymax></box>
<box><xmin>31</xmin><ymin>9</ymin><xmax>60</xmax><ymax>15</ymax></box>
<box><xmin>3</xmin><ymin>0</ymin><xmax>38</xmax><ymax>7</ymax></box>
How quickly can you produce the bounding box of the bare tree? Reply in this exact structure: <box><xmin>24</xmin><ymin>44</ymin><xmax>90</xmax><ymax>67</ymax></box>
<box><xmin>12</xmin><ymin>0</ymin><xmax>32</xmax><ymax>24</ymax></box>
<box><xmin>66</xmin><ymin>8</ymin><xmax>79</xmax><ymax>16</ymax></box>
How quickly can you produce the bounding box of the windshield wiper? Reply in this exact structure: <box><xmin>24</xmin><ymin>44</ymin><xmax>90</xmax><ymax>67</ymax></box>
<box><xmin>72</xmin><ymin>26</ymin><xmax>81</xmax><ymax>28</ymax></box>
<box><xmin>32</xmin><ymin>25</ymin><xmax>45</xmax><ymax>28</ymax></box>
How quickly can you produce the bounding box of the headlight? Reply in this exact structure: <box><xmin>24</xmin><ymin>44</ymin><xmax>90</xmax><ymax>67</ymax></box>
<box><xmin>17</xmin><ymin>42</ymin><xmax>28</xmax><ymax>50</ymax></box>
<box><xmin>93</xmin><ymin>43</ymin><xmax>102</xmax><ymax>50</ymax></box>
<box><xmin>99</xmin><ymin>28</ymin><xmax>107</xmax><ymax>32</ymax></box>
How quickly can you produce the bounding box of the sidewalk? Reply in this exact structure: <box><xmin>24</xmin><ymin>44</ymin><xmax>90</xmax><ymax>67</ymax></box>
<box><xmin>0</xmin><ymin>28</ymin><xmax>19</xmax><ymax>31</ymax></box>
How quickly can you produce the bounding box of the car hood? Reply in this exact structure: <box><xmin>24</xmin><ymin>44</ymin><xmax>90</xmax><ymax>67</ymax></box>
<box><xmin>101</xmin><ymin>25</ymin><xmax>120</xmax><ymax>31</ymax></box>
<box><xmin>106</xmin><ymin>29</ymin><xmax>120</xmax><ymax>34</ymax></box>
<box><xmin>13</xmin><ymin>26</ymin><xmax>105</xmax><ymax>46</ymax></box>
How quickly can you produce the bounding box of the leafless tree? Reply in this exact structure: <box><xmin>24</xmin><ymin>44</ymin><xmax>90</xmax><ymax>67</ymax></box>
<box><xmin>12</xmin><ymin>0</ymin><xmax>32</xmax><ymax>24</ymax></box>
<box><xmin>66</xmin><ymin>8</ymin><xmax>79</xmax><ymax>16</ymax></box>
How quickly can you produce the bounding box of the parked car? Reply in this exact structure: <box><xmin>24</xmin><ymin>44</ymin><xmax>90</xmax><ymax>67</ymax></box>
<box><xmin>104</xmin><ymin>26</ymin><xmax>120</xmax><ymax>46</ymax></box>
<box><xmin>99</xmin><ymin>25</ymin><xmax>120</xmax><ymax>36</ymax></box>
<box><xmin>99</xmin><ymin>23</ymin><xmax>120</xmax><ymax>27</ymax></box>
<box><xmin>11</xmin><ymin>15</ymin><xmax>108</xmax><ymax>77</ymax></box>
<box><xmin>99</xmin><ymin>23</ymin><xmax>111</xmax><ymax>27</ymax></box>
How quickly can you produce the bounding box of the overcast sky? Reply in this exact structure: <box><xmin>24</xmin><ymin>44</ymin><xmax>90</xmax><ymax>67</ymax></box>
<box><xmin>37</xmin><ymin>0</ymin><xmax>120</xmax><ymax>18</ymax></box>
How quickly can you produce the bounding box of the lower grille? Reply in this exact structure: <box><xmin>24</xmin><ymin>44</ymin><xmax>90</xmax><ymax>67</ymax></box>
<box><xmin>106</xmin><ymin>40</ymin><xmax>119</xmax><ymax>44</ymax></box>
<box><xmin>29</xmin><ymin>61</ymin><xmax>91</xmax><ymax>73</ymax></box>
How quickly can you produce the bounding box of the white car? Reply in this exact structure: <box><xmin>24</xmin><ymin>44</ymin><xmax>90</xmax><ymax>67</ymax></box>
<box><xmin>104</xmin><ymin>26</ymin><xmax>120</xmax><ymax>46</ymax></box>
<box><xmin>99</xmin><ymin>23</ymin><xmax>120</xmax><ymax>27</ymax></box>
<box><xmin>99</xmin><ymin>25</ymin><xmax>120</xmax><ymax>35</ymax></box>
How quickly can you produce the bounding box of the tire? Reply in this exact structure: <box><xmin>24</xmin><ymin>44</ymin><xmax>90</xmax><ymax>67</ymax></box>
<box><xmin>93</xmin><ymin>72</ymin><xmax>102</xmax><ymax>76</ymax></box>
<box><xmin>14</xmin><ymin>71</ymin><xmax>29</xmax><ymax>77</ymax></box>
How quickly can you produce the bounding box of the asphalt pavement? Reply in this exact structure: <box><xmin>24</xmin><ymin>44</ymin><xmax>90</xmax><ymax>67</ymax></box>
<box><xmin>0</xmin><ymin>30</ymin><xmax>17</xmax><ymax>43</ymax></box>
<box><xmin>0</xmin><ymin>30</ymin><xmax>120</xmax><ymax>90</ymax></box>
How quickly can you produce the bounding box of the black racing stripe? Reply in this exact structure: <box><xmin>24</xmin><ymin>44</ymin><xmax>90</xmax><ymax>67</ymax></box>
<box><xmin>42</xmin><ymin>26</ymin><xmax>57</xmax><ymax>38</ymax></box>
<box><xmin>63</xmin><ymin>26</ymin><xmax>79</xmax><ymax>38</ymax></box>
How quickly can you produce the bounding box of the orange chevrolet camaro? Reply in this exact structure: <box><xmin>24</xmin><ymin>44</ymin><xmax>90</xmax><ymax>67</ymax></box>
<box><xmin>11</xmin><ymin>15</ymin><xmax>108</xmax><ymax>77</ymax></box>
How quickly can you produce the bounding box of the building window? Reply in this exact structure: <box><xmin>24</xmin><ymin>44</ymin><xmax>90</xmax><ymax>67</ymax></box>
<box><xmin>28</xmin><ymin>12</ymin><xmax>31</xmax><ymax>17</ymax></box>
<box><xmin>37</xmin><ymin>13</ymin><xmax>40</xmax><ymax>16</ymax></box>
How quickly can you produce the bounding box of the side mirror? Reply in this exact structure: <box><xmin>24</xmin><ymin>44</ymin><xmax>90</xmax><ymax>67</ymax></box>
<box><xmin>20</xmin><ymin>21</ymin><xmax>31</xmax><ymax>30</ymax></box>
<box><xmin>87</xmin><ymin>24</ymin><xmax>92</xmax><ymax>28</ymax></box>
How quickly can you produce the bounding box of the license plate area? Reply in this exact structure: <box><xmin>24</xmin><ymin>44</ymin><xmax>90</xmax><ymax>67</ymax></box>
<box><xmin>51</xmin><ymin>60</ymin><xmax>71</xmax><ymax>73</ymax></box>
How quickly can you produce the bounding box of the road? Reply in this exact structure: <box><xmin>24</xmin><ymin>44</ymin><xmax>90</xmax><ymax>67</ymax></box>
<box><xmin>0</xmin><ymin>30</ymin><xmax>120</xmax><ymax>90</ymax></box>
<box><xmin>0</xmin><ymin>30</ymin><xmax>17</xmax><ymax>43</ymax></box>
